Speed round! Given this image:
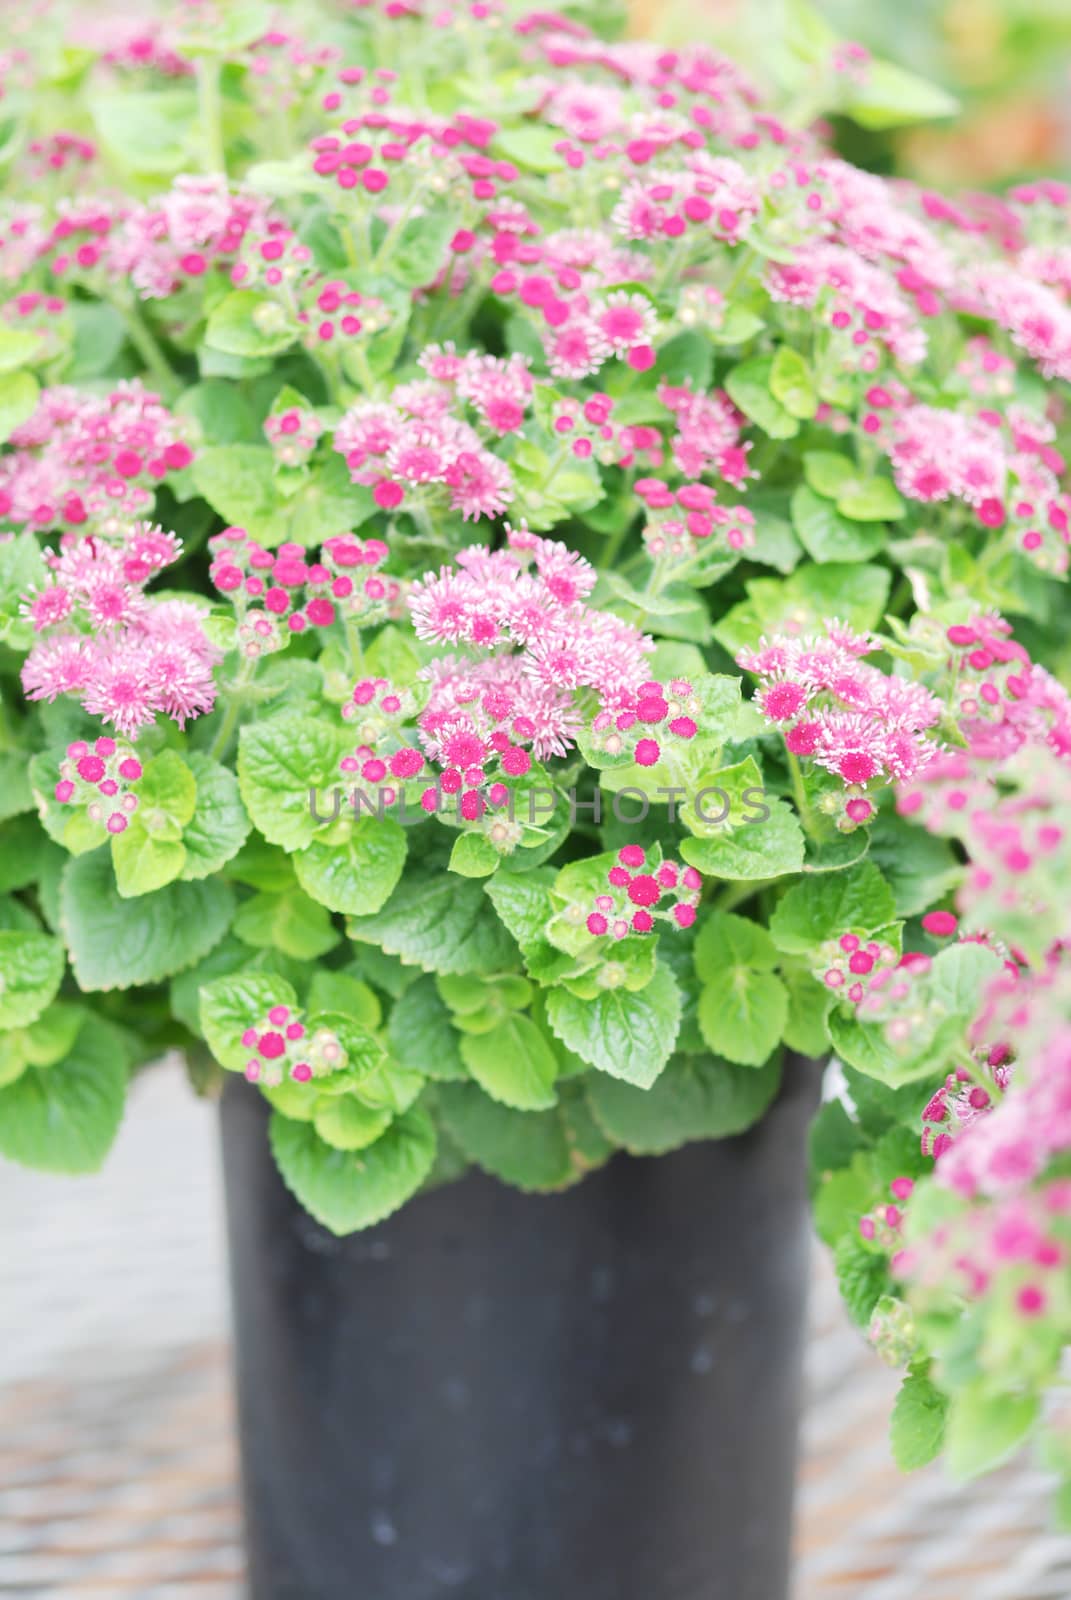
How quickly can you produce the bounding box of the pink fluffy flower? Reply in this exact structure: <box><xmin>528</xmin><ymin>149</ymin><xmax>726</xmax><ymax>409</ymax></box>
<box><xmin>0</xmin><ymin>381</ymin><xmax>193</xmax><ymax>530</ymax></box>
<box><xmin>741</xmin><ymin>622</ymin><xmax>943</xmax><ymax>812</ymax></box>
<box><xmin>20</xmin><ymin>525</ymin><xmax>220</xmax><ymax>735</ymax></box>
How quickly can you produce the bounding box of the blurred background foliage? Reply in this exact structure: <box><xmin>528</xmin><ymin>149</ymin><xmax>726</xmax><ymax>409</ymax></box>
<box><xmin>631</xmin><ymin>0</ymin><xmax>1071</xmax><ymax>185</ymax></box>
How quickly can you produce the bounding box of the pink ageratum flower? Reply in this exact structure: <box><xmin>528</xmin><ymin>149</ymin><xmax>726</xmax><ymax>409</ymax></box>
<box><xmin>20</xmin><ymin>524</ymin><xmax>220</xmax><ymax>736</ymax></box>
<box><xmin>740</xmin><ymin>621</ymin><xmax>943</xmax><ymax>819</ymax></box>
<box><xmin>0</xmin><ymin>381</ymin><xmax>193</xmax><ymax>531</ymax></box>
<box><xmin>585</xmin><ymin>846</ymin><xmax>702</xmax><ymax>939</ymax></box>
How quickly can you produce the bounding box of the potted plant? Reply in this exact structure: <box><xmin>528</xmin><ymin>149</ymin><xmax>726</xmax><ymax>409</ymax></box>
<box><xmin>1</xmin><ymin>1</ymin><xmax>1070</xmax><ymax>1595</ymax></box>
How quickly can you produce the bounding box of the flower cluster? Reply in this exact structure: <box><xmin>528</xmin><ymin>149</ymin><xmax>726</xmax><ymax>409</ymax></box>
<box><xmin>877</xmin><ymin>397</ymin><xmax>1071</xmax><ymax>570</ymax></box>
<box><xmin>231</xmin><ymin>224</ymin><xmax>392</xmax><ymax>353</ymax></box>
<box><xmin>816</xmin><ymin>930</ymin><xmax>900</xmax><ymax>1006</ymax></box>
<box><xmin>330</xmin><ymin>534</ymin><xmax>667</xmax><ymax>835</ymax></box>
<box><xmin>0</xmin><ymin>382</ymin><xmax>193</xmax><ymax>531</ymax></box>
<box><xmin>240</xmin><ymin>1003</ymin><xmax>347</xmax><ymax>1087</ymax></box>
<box><xmin>634</xmin><ymin>475</ymin><xmax>756</xmax><ymax>564</ymax></box>
<box><xmin>585</xmin><ymin>847</ymin><xmax>701</xmax><ymax>938</ymax></box>
<box><xmin>919</xmin><ymin>1054</ymin><xmax>1015</xmax><ymax>1166</ymax></box>
<box><xmin>107</xmin><ymin>176</ymin><xmax>271</xmax><ymax>301</ymax></box>
<box><xmin>263</xmin><ymin>405</ymin><xmax>324</xmax><ymax>468</ymax></box>
<box><xmin>740</xmin><ymin>622</ymin><xmax>943</xmax><ymax>826</ymax></box>
<box><xmin>21</xmin><ymin>526</ymin><xmax>219</xmax><ymax>735</ymax></box>
<box><xmin>52</xmin><ymin>736</ymin><xmax>144</xmax><ymax>835</ymax></box>
<box><xmin>587</xmin><ymin>678</ymin><xmax>701</xmax><ymax>768</ymax></box>
<box><xmin>859</xmin><ymin>1177</ymin><xmax>915</xmax><ymax>1252</ymax></box>
<box><xmin>334</xmin><ymin>390</ymin><xmax>517</xmax><ymax>522</ymax></box>
<box><xmin>209</xmin><ymin>527</ymin><xmax>399</xmax><ymax>656</ymax></box>
<box><xmin>898</xmin><ymin>1180</ymin><xmax>1071</xmax><ymax>1324</ymax></box>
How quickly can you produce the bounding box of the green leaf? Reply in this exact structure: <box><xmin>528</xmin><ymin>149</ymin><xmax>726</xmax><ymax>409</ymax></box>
<box><xmin>0</xmin><ymin>531</ymin><xmax>46</xmax><ymax>647</ymax></box>
<box><xmin>0</xmin><ymin>326</ymin><xmax>44</xmax><ymax>373</ymax></box>
<box><xmin>180</xmin><ymin>754</ymin><xmax>251</xmax><ymax>879</ymax></box>
<box><xmin>890</xmin><ymin>1368</ymin><xmax>950</xmax><ymax>1472</ymax></box>
<box><xmin>812</xmin><ymin>1161</ymin><xmax>875</xmax><ymax>1248</ymax></box>
<box><xmin>694</xmin><ymin>909</ymin><xmax>778</xmax><ymax>975</ymax></box>
<box><xmin>294</xmin><ymin>818</ymin><xmax>407</xmax><ymax>915</ymax></box>
<box><xmin>0</xmin><ymin>370</ymin><xmax>39</xmax><ymax>442</ymax></box>
<box><xmin>697</xmin><ymin>969</ymin><xmax>786</xmax><ymax>1067</ymax></box>
<box><xmin>0</xmin><ymin>814</ymin><xmax>51</xmax><ymax>886</ymax></box>
<box><xmin>449</xmin><ymin>831</ymin><xmax>501</xmax><ymax>879</ymax></box>
<box><xmin>654</xmin><ymin>330</ymin><xmax>713</xmax><ymax>390</ymax></box>
<box><xmin>725</xmin><ymin>355</ymin><xmax>799</xmax><ymax>439</ymax></box>
<box><xmin>484</xmin><ymin>869</ymin><xmax>572</xmax><ymax>984</ymax></box>
<box><xmin>0</xmin><ymin>754</ymin><xmax>33</xmax><ymax>823</ymax></box>
<box><xmin>88</xmin><ymin>87</ymin><xmax>197</xmax><ymax>174</ymax></box>
<box><xmin>945</xmin><ymin>1386</ymin><xmax>1038</xmax><ymax>1481</ymax></box>
<box><xmin>111</xmin><ymin>821</ymin><xmax>187</xmax><ymax>898</ymax></box>
<box><xmin>770</xmin><ymin>862</ymin><xmax>897</xmax><ymax>954</ymax></box>
<box><xmin>834</xmin><ymin>1230</ymin><xmax>888</xmax><ymax>1327</ymax></box>
<box><xmin>867</xmin><ymin>813</ymin><xmax>961</xmax><ymax>918</ymax></box>
<box><xmin>769</xmin><ymin>345</ymin><xmax>817</xmax><ymax>419</ymax></box>
<box><xmin>68</xmin><ymin>303</ymin><xmax>126</xmax><ymax>382</ymax></box>
<box><xmin>204</xmin><ymin>290</ymin><xmax>298</xmax><ymax>357</ymax></box>
<box><xmin>348</xmin><ymin>867</ymin><xmax>519</xmax><ymax>976</ymax></box>
<box><xmin>841</xmin><ymin>1065</ymin><xmax>923</xmax><ymax>1139</ymax></box>
<box><xmin>132</xmin><ymin>750</ymin><xmax>197</xmax><ymax>837</ymax></box>
<box><xmin>842</xmin><ymin>58</ymin><xmax>959</xmax><ymax>132</ymax></box>
<box><xmin>170</xmin><ymin>933</ymin><xmax>277</xmax><ymax>1038</ymax></box>
<box><xmin>386</xmin><ymin>974</ymin><xmax>466</xmax><ymax>1081</ymax></box>
<box><xmin>810</xmin><ymin>1095</ymin><xmax>865</xmax><ymax>1176</ymax></box>
<box><xmin>192</xmin><ymin>444</ymin><xmax>277</xmax><ymax>532</ymax></box>
<box><xmin>545</xmin><ymin>965</ymin><xmax>682</xmax><ymax>1088</ymax></box>
<box><xmin>350</xmin><ymin>1055</ymin><xmax>424</xmax><ymax>1115</ymax></box>
<box><xmin>270</xmin><ymin>1105</ymin><xmax>437</xmax><ymax>1234</ymax></box>
<box><xmin>803</xmin><ymin>450</ymin><xmax>855</xmax><ymax>499</ymax></box>
<box><xmin>61</xmin><ymin>849</ymin><xmax>234</xmax><ymax>990</ymax></box>
<box><xmin>836</xmin><ymin>476</ymin><xmax>905</xmax><ymax>523</ymax></box>
<box><xmin>493</xmin><ymin>126</ymin><xmax>566</xmax><ymax>173</ymax></box>
<box><xmin>238</xmin><ymin>714</ymin><xmax>350</xmax><ymax>852</ymax></box>
<box><xmin>386</xmin><ymin>210</ymin><xmax>456</xmax><ymax>288</ymax></box>
<box><xmin>459</xmin><ymin>1014</ymin><xmax>558</xmax><ymax>1111</ymax></box>
<box><xmin>313</xmin><ymin>1095</ymin><xmax>392</xmax><ymax>1152</ymax></box>
<box><xmin>713</xmin><ymin>563</ymin><xmax>891</xmax><ymax>657</ymax></box>
<box><xmin>265</xmin><ymin>456</ymin><xmax>377</xmax><ymax>548</ymax></box>
<box><xmin>0</xmin><ymin>1014</ymin><xmax>129</xmax><ymax>1174</ymax></box>
<box><xmin>782</xmin><ymin>965</ymin><xmax>832</xmax><ymax>1056</ymax></box>
<box><xmin>0</xmin><ymin>929</ymin><xmax>65</xmax><ymax>1029</ymax></box>
<box><xmin>233</xmin><ymin>886</ymin><xmax>340</xmax><ymax>961</ymax></box>
<box><xmin>587</xmin><ymin>1050</ymin><xmax>781</xmax><ymax>1154</ymax></box>
<box><xmin>176</xmin><ymin>378</ymin><xmax>260</xmax><ymax>444</ymax></box>
<box><xmin>680</xmin><ymin>798</ymin><xmax>805</xmax><ymax>880</ymax></box>
<box><xmin>0</xmin><ymin>1003</ymin><xmax>84</xmax><ymax>1082</ymax></box>
<box><xmin>306</xmin><ymin>970</ymin><xmax>381</xmax><ymax>1029</ymax></box>
<box><xmin>826</xmin><ymin>1008</ymin><xmax>901</xmax><ymax>1079</ymax></box>
<box><xmin>436</xmin><ymin>1082</ymin><xmax>574</xmax><ymax>1191</ymax></box>
<box><xmin>791</xmin><ymin>484</ymin><xmax>884</xmax><ymax>563</ymax></box>
<box><xmin>200</xmin><ymin>971</ymin><xmax>300</xmax><ymax>1072</ymax></box>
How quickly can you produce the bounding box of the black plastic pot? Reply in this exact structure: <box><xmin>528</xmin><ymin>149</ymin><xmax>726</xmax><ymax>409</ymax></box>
<box><xmin>220</xmin><ymin>1055</ymin><xmax>821</xmax><ymax>1600</ymax></box>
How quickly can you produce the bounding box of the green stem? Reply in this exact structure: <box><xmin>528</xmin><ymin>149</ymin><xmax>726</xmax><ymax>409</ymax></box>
<box><xmin>786</xmin><ymin>750</ymin><xmax>820</xmax><ymax>841</ymax></box>
<box><xmin>712</xmin><ymin>877</ymin><xmax>777</xmax><ymax>915</ymax></box>
<box><xmin>120</xmin><ymin>300</ymin><xmax>180</xmax><ymax>400</ymax></box>
<box><xmin>345</xmin><ymin>617</ymin><xmax>365</xmax><ymax>675</ymax></box>
<box><xmin>602</xmin><ymin>516</ymin><xmax>633</xmax><ymax>571</ymax></box>
<box><xmin>208</xmin><ymin>659</ymin><xmax>256</xmax><ymax>763</ymax></box>
<box><xmin>349</xmin><ymin>343</ymin><xmax>376</xmax><ymax>397</ymax></box>
<box><xmin>888</xmin><ymin>575</ymin><xmax>914</xmax><ymax>619</ymax></box>
<box><xmin>197</xmin><ymin>57</ymin><xmax>226</xmax><ymax>176</ymax></box>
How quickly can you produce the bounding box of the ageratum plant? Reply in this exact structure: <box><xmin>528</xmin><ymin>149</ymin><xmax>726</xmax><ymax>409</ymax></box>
<box><xmin>2</xmin><ymin>0</ymin><xmax>1071</xmax><ymax>1506</ymax></box>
